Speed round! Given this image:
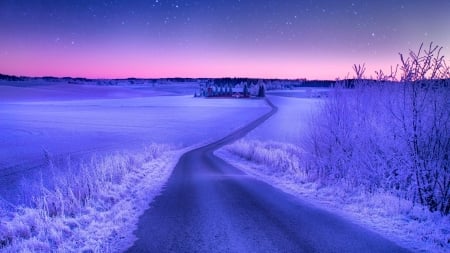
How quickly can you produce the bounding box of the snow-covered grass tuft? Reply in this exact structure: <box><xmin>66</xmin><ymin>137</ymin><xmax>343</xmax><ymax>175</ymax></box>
<box><xmin>218</xmin><ymin>140</ymin><xmax>450</xmax><ymax>253</ymax></box>
<box><xmin>226</xmin><ymin>140</ymin><xmax>304</xmax><ymax>179</ymax></box>
<box><xmin>0</xmin><ymin>143</ymin><xmax>178</xmax><ymax>252</ymax></box>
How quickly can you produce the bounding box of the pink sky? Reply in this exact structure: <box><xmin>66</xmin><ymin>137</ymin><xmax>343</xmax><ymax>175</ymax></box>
<box><xmin>0</xmin><ymin>42</ymin><xmax>403</xmax><ymax>80</ymax></box>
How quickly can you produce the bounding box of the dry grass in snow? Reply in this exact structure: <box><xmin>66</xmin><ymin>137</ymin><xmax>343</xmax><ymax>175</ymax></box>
<box><xmin>0</xmin><ymin>143</ymin><xmax>183</xmax><ymax>252</ymax></box>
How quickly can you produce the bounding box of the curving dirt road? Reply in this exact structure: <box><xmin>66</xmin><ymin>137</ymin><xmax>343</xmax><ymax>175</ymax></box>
<box><xmin>127</xmin><ymin>99</ymin><xmax>409</xmax><ymax>253</ymax></box>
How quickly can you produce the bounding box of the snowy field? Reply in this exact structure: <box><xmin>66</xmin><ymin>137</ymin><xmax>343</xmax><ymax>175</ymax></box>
<box><xmin>217</xmin><ymin>91</ymin><xmax>449</xmax><ymax>253</ymax></box>
<box><xmin>1</xmin><ymin>82</ymin><xmax>447</xmax><ymax>252</ymax></box>
<box><xmin>267</xmin><ymin>88</ymin><xmax>330</xmax><ymax>99</ymax></box>
<box><xmin>0</xmin><ymin>80</ymin><xmax>272</xmax><ymax>251</ymax></box>
<box><xmin>246</xmin><ymin>93</ymin><xmax>323</xmax><ymax>144</ymax></box>
<box><xmin>0</xmin><ymin>81</ymin><xmax>270</xmax><ymax>205</ymax></box>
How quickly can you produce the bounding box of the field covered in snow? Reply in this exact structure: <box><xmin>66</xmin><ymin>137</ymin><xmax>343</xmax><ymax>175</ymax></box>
<box><xmin>217</xmin><ymin>89</ymin><xmax>449</xmax><ymax>253</ymax></box>
<box><xmin>246</xmin><ymin>91</ymin><xmax>323</xmax><ymax>144</ymax></box>
<box><xmin>0</xmin><ymin>81</ymin><xmax>269</xmax><ymax>205</ymax></box>
<box><xmin>1</xmin><ymin>80</ymin><xmax>447</xmax><ymax>252</ymax></box>
<box><xmin>0</xmin><ymin>80</ymin><xmax>271</xmax><ymax>251</ymax></box>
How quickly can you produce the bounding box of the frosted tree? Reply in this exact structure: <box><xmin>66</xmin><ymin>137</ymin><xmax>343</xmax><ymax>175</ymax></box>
<box><xmin>396</xmin><ymin>43</ymin><xmax>450</xmax><ymax>214</ymax></box>
<box><xmin>307</xmin><ymin>42</ymin><xmax>449</xmax><ymax>214</ymax></box>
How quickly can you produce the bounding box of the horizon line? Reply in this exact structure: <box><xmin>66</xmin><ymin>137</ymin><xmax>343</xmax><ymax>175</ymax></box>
<box><xmin>1</xmin><ymin>72</ymin><xmax>334</xmax><ymax>81</ymax></box>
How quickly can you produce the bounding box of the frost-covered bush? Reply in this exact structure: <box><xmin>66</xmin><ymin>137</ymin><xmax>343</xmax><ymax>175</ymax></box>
<box><xmin>307</xmin><ymin>84</ymin><xmax>399</xmax><ymax>189</ymax></box>
<box><xmin>307</xmin><ymin>43</ymin><xmax>450</xmax><ymax>214</ymax></box>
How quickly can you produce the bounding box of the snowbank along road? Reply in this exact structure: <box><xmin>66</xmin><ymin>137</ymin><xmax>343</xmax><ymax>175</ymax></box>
<box><xmin>127</xmin><ymin>98</ymin><xmax>410</xmax><ymax>253</ymax></box>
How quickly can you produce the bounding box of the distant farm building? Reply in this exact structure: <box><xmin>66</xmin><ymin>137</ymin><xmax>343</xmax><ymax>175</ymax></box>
<box><xmin>195</xmin><ymin>80</ymin><xmax>265</xmax><ymax>98</ymax></box>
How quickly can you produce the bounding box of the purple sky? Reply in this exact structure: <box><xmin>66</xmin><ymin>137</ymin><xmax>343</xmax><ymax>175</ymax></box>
<box><xmin>1</xmin><ymin>0</ymin><xmax>449</xmax><ymax>79</ymax></box>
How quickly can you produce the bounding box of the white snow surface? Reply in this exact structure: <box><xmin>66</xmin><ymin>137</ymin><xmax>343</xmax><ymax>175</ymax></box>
<box><xmin>246</xmin><ymin>94</ymin><xmax>322</xmax><ymax>144</ymax></box>
<box><xmin>0</xmin><ymin>83</ymin><xmax>270</xmax><ymax>204</ymax></box>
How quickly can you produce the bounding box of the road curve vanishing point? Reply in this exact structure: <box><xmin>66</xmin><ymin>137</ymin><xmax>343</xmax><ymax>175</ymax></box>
<box><xmin>126</xmin><ymin>98</ymin><xmax>409</xmax><ymax>253</ymax></box>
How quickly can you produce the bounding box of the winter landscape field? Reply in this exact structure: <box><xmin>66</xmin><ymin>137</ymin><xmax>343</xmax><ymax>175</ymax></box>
<box><xmin>0</xmin><ymin>81</ymin><xmax>270</xmax><ymax>199</ymax></box>
<box><xmin>0</xmin><ymin>80</ymin><xmax>272</xmax><ymax>250</ymax></box>
<box><xmin>1</xmin><ymin>75</ymin><xmax>448</xmax><ymax>252</ymax></box>
<box><xmin>1</xmin><ymin>0</ymin><xmax>450</xmax><ymax>252</ymax></box>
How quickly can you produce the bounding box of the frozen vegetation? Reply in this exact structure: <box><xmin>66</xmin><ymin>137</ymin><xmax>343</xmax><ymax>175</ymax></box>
<box><xmin>217</xmin><ymin>44</ymin><xmax>450</xmax><ymax>253</ymax></box>
<box><xmin>1</xmin><ymin>144</ymin><xmax>179</xmax><ymax>252</ymax></box>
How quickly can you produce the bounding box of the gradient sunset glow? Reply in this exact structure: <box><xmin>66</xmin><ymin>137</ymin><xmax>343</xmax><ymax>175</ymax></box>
<box><xmin>1</xmin><ymin>0</ymin><xmax>449</xmax><ymax>79</ymax></box>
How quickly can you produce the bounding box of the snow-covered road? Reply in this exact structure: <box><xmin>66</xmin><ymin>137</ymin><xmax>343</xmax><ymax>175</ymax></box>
<box><xmin>127</xmin><ymin>99</ymin><xmax>409</xmax><ymax>253</ymax></box>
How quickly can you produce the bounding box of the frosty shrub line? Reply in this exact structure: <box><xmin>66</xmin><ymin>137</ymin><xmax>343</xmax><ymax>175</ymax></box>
<box><xmin>308</xmin><ymin>42</ymin><xmax>449</xmax><ymax>215</ymax></box>
<box><xmin>0</xmin><ymin>143</ymin><xmax>173</xmax><ymax>252</ymax></box>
